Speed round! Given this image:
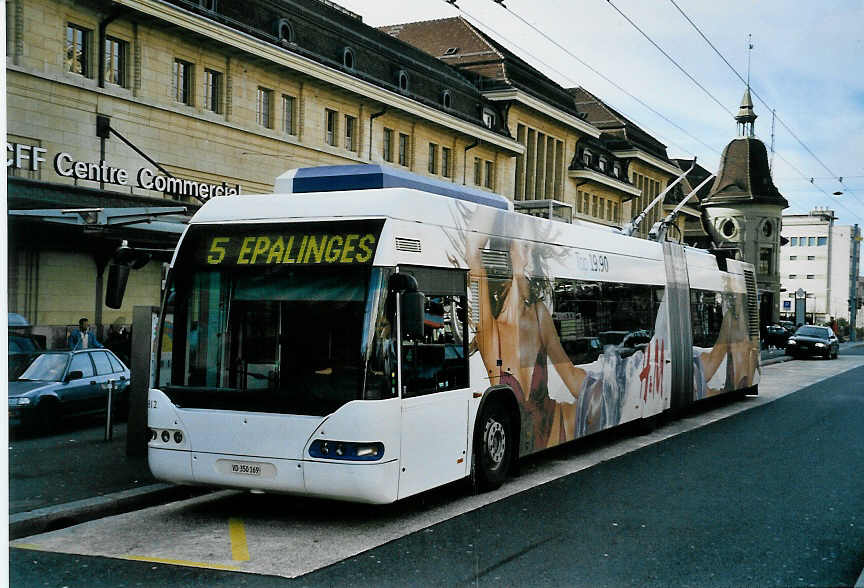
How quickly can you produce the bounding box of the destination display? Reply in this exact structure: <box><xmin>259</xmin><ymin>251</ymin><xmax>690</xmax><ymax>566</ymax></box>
<box><xmin>184</xmin><ymin>221</ymin><xmax>384</xmax><ymax>267</ymax></box>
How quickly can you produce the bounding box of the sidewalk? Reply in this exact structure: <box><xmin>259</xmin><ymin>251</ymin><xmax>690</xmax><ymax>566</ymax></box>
<box><xmin>9</xmin><ymin>342</ymin><xmax>864</xmax><ymax>540</ymax></box>
<box><xmin>9</xmin><ymin>421</ymin><xmax>202</xmax><ymax>539</ymax></box>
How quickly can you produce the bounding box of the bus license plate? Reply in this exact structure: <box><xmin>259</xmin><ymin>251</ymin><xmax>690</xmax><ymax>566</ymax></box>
<box><xmin>230</xmin><ymin>462</ymin><xmax>262</xmax><ymax>476</ymax></box>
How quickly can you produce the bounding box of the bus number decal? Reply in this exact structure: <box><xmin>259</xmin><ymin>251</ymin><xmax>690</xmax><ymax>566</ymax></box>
<box><xmin>576</xmin><ymin>253</ymin><xmax>609</xmax><ymax>273</ymax></box>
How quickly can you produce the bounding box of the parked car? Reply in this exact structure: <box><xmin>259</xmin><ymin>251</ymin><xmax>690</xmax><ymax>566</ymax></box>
<box><xmin>8</xmin><ymin>333</ymin><xmax>43</xmax><ymax>381</ymax></box>
<box><xmin>778</xmin><ymin>320</ymin><xmax>797</xmax><ymax>334</ymax></box>
<box><xmin>8</xmin><ymin>349</ymin><xmax>130</xmax><ymax>431</ymax></box>
<box><xmin>764</xmin><ymin>324</ymin><xmax>790</xmax><ymax>349</ymax></box>
<box><xmin>785</xmin><ymin>325</ymin><xmax>839</xmax><ymax>360</ymax></box>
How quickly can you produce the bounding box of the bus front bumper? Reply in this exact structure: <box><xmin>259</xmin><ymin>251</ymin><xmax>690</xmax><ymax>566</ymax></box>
<box><xmin>148</xmin><ymin>447</ymin><xmax>400</xmax><ymax>504</ymax></box>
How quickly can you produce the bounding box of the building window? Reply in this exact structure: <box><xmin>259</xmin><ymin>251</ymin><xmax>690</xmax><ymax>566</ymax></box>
<box><xmin>324</xmin><ymin>108</ymin><xmax>338</xmax><ymax>146</ymax></box>
<box><xmin>484</xmin><ymin>160</ymin><xmax>494</xmax><ymax>189</ymax></box>
<box><xmin>203</xmin><ymin>69</ymin><xmax>223</xmax><ymax>113</ymax></box>
<box><xmin>583</xmin><ymin>193</ymin><xmax>590</xmax><ymax>215</ymax></box>
<box><xmin>482</xmin><ymin>108</ymin><xmax>496</xmax><ymax>129</ymax></box>
<box><xmin>758</xmin><ymin>248</ymin><xmax>772</xmax><ymax>274</ymax></box>
<box><xmin>442</xmin><ymin>90</ymin><xmax>452</xmax><ymax>109</ymax></box>
<box><xmin>817</xmin><ymin>236</ymin><xmax>827</xmax><ymax>246</ymax></box>
<box><xmin>282</xmin><ymin>94</ymin><xmax>296</xmax><ymax>135</ymax></box>
<box><xmin>65</xmin><ymin>24</ymin><xmax>91</xmax><ymax>77</ymax></box>
<box><xmin>790</xmin><ymin>237</ymin><xmax>798</xmax><ymax>246</ymax></box>
<box><xmin>721</xmin><ymin>219</ymin><xmax>736</xmax><ymax>238</ymax></box>
<box><xmin>576</xmin><ymin>190</ymin><xmax>583</xmax><ymax>214</ymax></box>
<box><xmin>790</xmin><ymin>255</ymin><xmax>797</xmax><ymax>260</ymax></box>
<box><xmin>808</xmin><ymin>237</ymin><xmax>816</xmax><ymax>246</ymax></box>
<box><xmin>200</xmin><ymin>0</ymin><xmax>219</xmax><ymax>10</ymax></box>
<box><xmin>398</xmin><ymin>70</ymin><xmax>409</xmax><ymax>92</ymax></box>
<box><xmin>343</xmin><ymin>47</ymin><xmax>355</xmax><ymax>70</ymax></box>
<box><xmin>806</xmin><ymin>274</ymin><xmax>815</xmax><ymax>279</ymax></box>
<box><xmin>613</xmin><ymin>163</ymin><xmax>621</xmax><ymax>178</ymax></box>
<box><xmin>789</xmin><ymin>274</ymin><xmax>797</xmax><ymax>279</ymax></box>
<box><xmin>344</xmin><ymin>115</ymin><xmax>356</xmax><ymax>151</ymax></box>
<box><xmin>582</xmin><ymin>149</ymin><xmax>592</xmax><ymax>167</ymax></box>
<box><xmin>473</xmin><ymin>157</ymin><xmax>482</xmax><ymax>186</ymax></box>
<box><xmin>807</xmin><ymin>255</ymin><xmax>815</xmax><ymax>261</ymax></box>
<box><xmin>174</xmin><ymin>59</ymin><xmax>194</xmax><ymax>105</ymax></box>
<box><xmin>762</xmin><ymin>220</ymin><xmax>773</xmax><ymax>237</ymax></box>
<box><xmin>607</xmin><ymin>200</ymin><xmax>613</xmax><ymax>221</ymax></box>
<box><xmin>598</xmin><ymin>157</ymin><xmax>607</xmax><ymax>172</ymax></box>
<box><xmin>277</xmin><ymin>19</ymin><xmax>295</xmax><ymax>44</ymax></box>
<box><xmin>441</xmin><ymin>147</ymin><xmax>451</xmax><ymax>178</ymax></box>
<box><xmin>613</xmin><ymin>203</ymin><xmax>620</xmax><ymax>222</ymax></box>
<box><xmin>104</xmin><ymin>36</ymin><xmax>128</xmax><ymax>87</ymax></box>
<box><xmin>256</xmin><ymin>87</ymin><xmax>273</xmax><ymax>128</ymax></box>
<box><xmin>398</xmin><ymin>133</ymin><xmax>409</xmax><ymax>166</ymax></box>
<box><xmin>428</xmin><ymin>143</ymin><xmax>438</xmax><ymax>174</ymax></box>
<box><xmin>592</xmin><ymin>195</ymin><xmax>598</xmax><ymax>217</ymax></box>
<box><xmin>598</xmin><ymin>198</ymin><xmax>606</xmax><ymax>219</ymax></box>
<box><xmin>383</xmin><ymin>128</ymin><xmax>393</xmax><ymax>162</ymax></box>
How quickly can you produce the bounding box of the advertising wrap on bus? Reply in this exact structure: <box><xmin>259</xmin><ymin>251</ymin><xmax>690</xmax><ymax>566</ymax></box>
<box><xmin>146</xmin><ymin>165</ymin><xmax>760</xmax><ymax>504</ymax></box>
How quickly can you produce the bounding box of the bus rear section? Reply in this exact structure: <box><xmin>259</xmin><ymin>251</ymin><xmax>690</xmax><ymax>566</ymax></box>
<box><xmin>148</xmin><ymin>219</ymin><xmax>417</xmax><ymax>504</ymax></box>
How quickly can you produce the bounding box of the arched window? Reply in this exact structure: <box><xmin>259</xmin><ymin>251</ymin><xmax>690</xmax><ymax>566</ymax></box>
<box><xmin>343</xmin><ymin>47</ymin><xmax>355</xmax><ymax>70</ymax></box>
<box><xmin>441</xmin><ymin>90</ymin><xmax>452</xmax><ymax>109</ymax></box>
<box><xmin>275</xmin><ymin>19</ymin><xmax>295</xmax><ymax>45</ymax></box>
<box><xmin>398</xmin><ymin>70</ymin><xmax>409</xmax><ymax>92</ymax></box>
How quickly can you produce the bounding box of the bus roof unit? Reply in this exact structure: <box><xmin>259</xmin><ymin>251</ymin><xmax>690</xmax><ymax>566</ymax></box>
<box><xmin>274</xmin><ymin>165</ymin><xmax>513</xmax><ymax>212</ymax></box>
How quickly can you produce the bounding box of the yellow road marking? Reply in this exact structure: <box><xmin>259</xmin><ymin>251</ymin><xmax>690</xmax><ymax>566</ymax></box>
<box><xmin>119</xmin><ymin>555</ymin><xmax>241</xmax><ymax>571</ymax></box>
<box><xmin>229</xmin><ymin>517</ymin><xmax>250</xmax><ymax>562</ymax></box>
<box><xmin>11</xmin><ymin>543</ymin><xmax>43</xmax><ymax>551</ymax></box>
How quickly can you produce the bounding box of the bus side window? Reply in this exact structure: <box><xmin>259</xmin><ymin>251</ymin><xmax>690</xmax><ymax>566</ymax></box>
<box><xmin>402</xmin><ymin>295</ymin><xmax>469</xmax><ymax>397</ymax></box>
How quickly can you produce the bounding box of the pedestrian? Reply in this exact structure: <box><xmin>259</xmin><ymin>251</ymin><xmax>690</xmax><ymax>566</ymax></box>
<box><xmin>68</xmin><ymin>317</ymin><xmax>103</xmax><ymax>350</ymax></box>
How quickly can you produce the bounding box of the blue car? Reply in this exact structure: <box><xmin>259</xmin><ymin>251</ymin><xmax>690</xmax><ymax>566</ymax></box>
<box><xmin>9</xmin><ymin>349</ymin><xmax>130</xmax><ymax>431</ymax></box>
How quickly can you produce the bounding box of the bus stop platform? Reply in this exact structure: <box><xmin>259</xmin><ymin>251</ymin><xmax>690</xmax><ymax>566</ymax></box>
<box><xmin>9</xmin><ymin>422</ymin><xmax>204</xmax><ymax>539</ymax></box>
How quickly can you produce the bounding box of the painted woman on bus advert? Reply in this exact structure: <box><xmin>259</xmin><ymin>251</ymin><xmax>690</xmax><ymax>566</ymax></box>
<box><xmin>466</xmin><ymin>234</ymin><xmax>604</xmax><ymax>452</ymax></box>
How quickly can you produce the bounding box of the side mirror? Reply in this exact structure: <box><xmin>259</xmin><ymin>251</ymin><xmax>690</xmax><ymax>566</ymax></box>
<box><xmin>105</xmin><ymin>242</ymin><xmax>152</xmax><ymax>309</ymax></box>
<box><xmin>400</xmin><ymin>291</ymin><xmax>425</xmax><ymax>341</ymax></box>
<box><xmin>65</xmin><ymin>370</ymin><xmax>84</xmax><ymax>382</ymax></box>
<box><xmin>105</xmin><ymin>263</ymin><xmax>131</xmax><ymax>309</ymax></box>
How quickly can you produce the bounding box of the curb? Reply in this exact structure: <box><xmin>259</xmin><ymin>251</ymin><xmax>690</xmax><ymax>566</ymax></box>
<box><xmin>9</xmin><ymin>483</ymin><xmax>209</xmax><ymax>540</ymax></box>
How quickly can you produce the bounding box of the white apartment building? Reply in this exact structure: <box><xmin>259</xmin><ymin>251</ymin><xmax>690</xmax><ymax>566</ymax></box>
<box><xmin>779</xmin><ymin>208</ymin><xmax>862</xmax><ymax>327</ymax></box>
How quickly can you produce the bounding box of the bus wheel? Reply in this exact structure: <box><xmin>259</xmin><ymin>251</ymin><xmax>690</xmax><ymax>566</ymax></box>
<box><xmin>473</xmin><ymin>401</ymin><xmax>512</xmax><ymax>492</ymax></box>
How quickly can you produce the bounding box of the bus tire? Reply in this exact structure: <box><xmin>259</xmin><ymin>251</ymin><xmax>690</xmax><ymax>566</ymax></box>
<box><xmin>473</xmin><ymin>401</ymin><xmax>513</xmax><ymax>492</ymax></box>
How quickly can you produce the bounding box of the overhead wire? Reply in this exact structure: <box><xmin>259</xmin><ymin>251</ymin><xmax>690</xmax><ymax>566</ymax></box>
<box><xmin>486</xmin><ymin>0</ymin><xmax>864</xmax><ymax>224</ymax></box>
<box><xmin>604</xmin><ymin>0</ymin><xmax>735</xmax><ymax>119</ymax></box>
<box><xmin>464</xmin><ymin>1</ymin><xmax>723</xmax><ymax>158</ymax></box>
<box><xmin>666</xmin><ymin>0</ymin><xmax>861</xmax><ymax>203</ymax></box>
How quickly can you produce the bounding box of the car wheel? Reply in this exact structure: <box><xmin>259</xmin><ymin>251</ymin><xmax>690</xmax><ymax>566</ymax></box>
<box><xmin>473</xmin><ymin>401</ymin><xmax>513</xmax><ymax>492</ymax></box>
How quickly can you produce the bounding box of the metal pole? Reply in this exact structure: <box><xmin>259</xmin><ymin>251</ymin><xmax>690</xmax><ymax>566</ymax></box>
<box><xmin>104</xmin><ymin>380</ymin><xmax>114</xmax><ymax>441</ymax></box>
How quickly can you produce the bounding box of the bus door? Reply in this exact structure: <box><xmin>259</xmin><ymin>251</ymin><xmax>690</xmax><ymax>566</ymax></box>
<box><xmin>396</xmin><ymin>267</ymin><xmax>471</xmax><ymax>499</ymax></box>
<box><xmin>662</xmin><ymin>243</ymin><xmax>693</xmax><ymax>410</ymax></box>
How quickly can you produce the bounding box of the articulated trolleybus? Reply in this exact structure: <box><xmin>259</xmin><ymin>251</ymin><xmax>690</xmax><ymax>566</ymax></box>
<box><xmin>148</xmin><ymin>164</ymin><xmax>760</xmax><ymax>503</ymax></box>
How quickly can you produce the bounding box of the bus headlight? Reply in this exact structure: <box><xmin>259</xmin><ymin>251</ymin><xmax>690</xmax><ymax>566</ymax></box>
<box><xmin>815</xmin><ymin>343</ymin><xmax>826</xmax><ymax>347</ymax></box>
<box><xmin>787</xmin><ymin>339</ymin><xmax>797</xmax><ymax>345</ymax></box>
<box><xmin>308</xmin><ymin>440</ymin><xmax>385</xmax><ymax>461</ymax></box>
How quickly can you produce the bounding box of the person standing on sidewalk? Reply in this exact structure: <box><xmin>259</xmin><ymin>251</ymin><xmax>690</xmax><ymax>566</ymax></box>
<box><xmin>68</xmin><ymin>317</ymin><xmax>103</xmax><ymax>350</ymax></box>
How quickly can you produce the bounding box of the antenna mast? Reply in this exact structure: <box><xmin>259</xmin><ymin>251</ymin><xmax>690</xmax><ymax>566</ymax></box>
<box><xmin>770</xmin><ymin>108</ymin><xmax>776</xmax><ymax>171</ymax></box>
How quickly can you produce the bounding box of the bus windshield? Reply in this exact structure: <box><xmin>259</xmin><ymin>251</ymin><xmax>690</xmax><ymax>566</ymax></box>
<box><xmin>157</xmin><ymin>265</ymin><xmax>395</xmax><ymax>416</ymax></box>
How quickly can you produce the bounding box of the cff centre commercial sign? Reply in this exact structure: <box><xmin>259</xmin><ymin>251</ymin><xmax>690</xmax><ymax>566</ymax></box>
<box><xmin>7</xmin><ymin>142</ymin><xmax>240</xmax><ymax>203</ymax></box>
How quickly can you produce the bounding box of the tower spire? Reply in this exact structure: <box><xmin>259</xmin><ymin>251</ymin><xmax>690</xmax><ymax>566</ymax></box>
<box><xmin>736</xmin><ymin>34</ymin><xmax>757</xmax><ymax>137</ymax></box>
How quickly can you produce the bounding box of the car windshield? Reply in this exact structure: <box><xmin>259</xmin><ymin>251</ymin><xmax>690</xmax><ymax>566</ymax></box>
<box><xmin>795</xmin><ymin>326</ymin><xmax>830</xmax><ymax>338</ymax></box>
<box><xmin>18</xmin><ymin>353</ymin><xmax>69</xmax><ymax>381</ymax></box>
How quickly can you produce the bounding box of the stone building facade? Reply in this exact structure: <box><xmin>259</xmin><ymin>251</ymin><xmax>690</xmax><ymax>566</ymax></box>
<box><xmin>6</xmin><ymin>0</ymin><xmax>522</xmax><ymax>346</ymax></box>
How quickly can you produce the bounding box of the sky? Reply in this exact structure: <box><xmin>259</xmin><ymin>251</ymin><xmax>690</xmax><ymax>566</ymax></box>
<box><xmin>337</xmin><ymin>0</ymin><xmax>864</xmax><ymax>227</ymax></box>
